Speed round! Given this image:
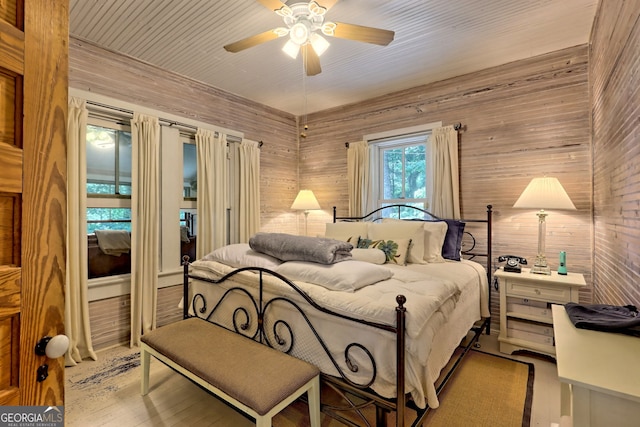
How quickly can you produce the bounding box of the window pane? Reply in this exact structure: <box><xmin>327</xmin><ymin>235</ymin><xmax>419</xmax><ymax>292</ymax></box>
<box><xmin>382</xmin><ymin>148</ymin><xmax>403</xmax><ymax>199</ymax></box>
<box><xmin>86</xmin><ymin>124</ymin><xmax>132</xmax><ymax>195</ymax></box>
<box><xmin>87</xmin><ymin>208</ymin><xmax>131</xmax><ymax>234</ymax></box>
<box><xmin>183</xmin><ymin>143</ymin><xmax>197</xmax><ymax>198</ymax></box>
<box><xmin>381</xmin><ymin>202</ymin><xmax>427</xmax><ymax>219</ymax></box>
<box><xmin>404</xmin><ymin>145</ymin><xmax>426</xmax><ymax>199</ymax></box>
<box><xmin>118</xmin><ymin>132</ymin><xmax>132</xmax><ymax>195</ymax></box>
<box><xmin>179</xmin><ymin>208</ymin><xmax>197</xmax><ymax>236</ymax></box>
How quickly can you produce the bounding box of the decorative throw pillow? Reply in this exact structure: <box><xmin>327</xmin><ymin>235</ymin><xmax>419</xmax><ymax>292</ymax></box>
<box><xmin>358</xmin><ymin>237</ymin><xmax>412</xmax><ymax>265</ymax></box>
<box><xmin>440</xmin><ymin>219</ymin><xmax>466</xmax><ymax>261</ymax></box>
<box><xmin>423</xmin><ymin>221</ymin><xmax>448</xmax><ymax>263</ymax></box>
<box><xmin>368</xmin><ymin>220</ymin><xmax>426</xmax><ymax>264</ymax></box>
<box><xmin>324</xmin><ymin>222</ymin><xmax>368</xmax><ymax>244</ymax></box>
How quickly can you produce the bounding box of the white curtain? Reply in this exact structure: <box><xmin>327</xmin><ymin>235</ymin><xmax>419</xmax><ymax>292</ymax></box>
<box><xmin>430</xmin><ymin>125</ymin><xmax>461</xmax><ymax>219</ymax></box>
<box><xmin>347</xmin><ymin>141</ymin><xmax>371</xmax><ymax>217</ymax></box>
<box><xmin>196</xmin><ymin>129</ymin><xmax>227</xmax><ymax>257</ymax></box>
<box><xmin>65</xmin><ymin>97</ymin><xmax>97</xmax><ymax>366</ymax></box>
<box><xmin>130</xmin><ymin>112</ymin><xmax>160</xmax><ymax>347</ymax></box>
<box><xmin>238</xmin><ymin>139</ymin><xmax>260</xmax><ymax>242</ymax></box>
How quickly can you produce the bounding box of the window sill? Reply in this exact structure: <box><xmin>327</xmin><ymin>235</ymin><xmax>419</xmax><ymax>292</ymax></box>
<box><xmin>88</xmin><ymin>268</ymin><xmax>184</xmax><ymax>302</ymax></box>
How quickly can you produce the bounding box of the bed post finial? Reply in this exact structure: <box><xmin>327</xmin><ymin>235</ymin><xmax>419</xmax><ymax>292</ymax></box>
<box><xmin>396</xmin><ymin>295</ymin><xmax>406</xmax><ymax>308</ymax></box>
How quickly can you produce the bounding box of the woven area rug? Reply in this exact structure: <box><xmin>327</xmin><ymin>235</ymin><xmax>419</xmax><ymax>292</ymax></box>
<box><xmin>422</xmin><ymin>350</ymin><xmax>534</xmax><ymax>427</ymax></box>
<box><xmin>265</xmin><ymin>349</ymin><xmax>534</xmax><ymax>427</ymax></box>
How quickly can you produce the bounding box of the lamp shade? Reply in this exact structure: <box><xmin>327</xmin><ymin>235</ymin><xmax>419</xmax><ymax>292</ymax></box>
<box><xmin>291</xmin><ymin>189</ymin><xmax>321</xmax><ymax>210</ymax></box>
<box><xmin>513</xmin><ymin>177</ymin><xmax>576</xmax><ymax>210</ymax></box>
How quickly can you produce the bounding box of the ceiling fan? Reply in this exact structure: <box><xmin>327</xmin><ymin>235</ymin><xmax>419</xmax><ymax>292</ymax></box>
<box><xmin>223</xmin><ymin>0</ymin><xmax>395</xmax><ymax>76</ymax></box>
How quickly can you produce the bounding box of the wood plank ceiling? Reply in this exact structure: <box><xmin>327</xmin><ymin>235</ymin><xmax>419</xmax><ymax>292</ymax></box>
<box><xmin>69</xmin><ymin>0</ymin><xmax>598</xmax><ymax>116</ymax></box>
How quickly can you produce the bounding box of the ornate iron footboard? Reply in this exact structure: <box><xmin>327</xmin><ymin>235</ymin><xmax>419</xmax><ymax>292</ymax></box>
<box><xmin>182</xmin><ymin>260</ymin><xmax>488</xmax><ymax>427</ymax></box>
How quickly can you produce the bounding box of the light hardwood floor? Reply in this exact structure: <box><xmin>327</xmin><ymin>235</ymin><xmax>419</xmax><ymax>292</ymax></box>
<box><xmin>65</xmin><ymin>333</ymin><xmax>562</xmax><ymax>426</ymax></box>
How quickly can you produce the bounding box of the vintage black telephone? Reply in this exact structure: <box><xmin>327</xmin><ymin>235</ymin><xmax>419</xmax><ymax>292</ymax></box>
<box><xmin>498</xmin><ymin>255</ymin><xmax>527</xmax><ymax>273</ymax></box>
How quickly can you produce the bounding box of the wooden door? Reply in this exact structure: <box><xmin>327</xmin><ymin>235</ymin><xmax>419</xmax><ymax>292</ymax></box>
<box><xmin>0</xmin><ymin>0</ymin><xmax>67</xmax><ymax>406</ymax></box>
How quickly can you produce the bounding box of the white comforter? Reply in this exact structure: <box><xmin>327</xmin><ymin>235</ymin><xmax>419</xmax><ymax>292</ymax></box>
<box><xmin>188</xmin><ymin>258</ymin><xmax>488</xmax><ymax>409</ymax></box>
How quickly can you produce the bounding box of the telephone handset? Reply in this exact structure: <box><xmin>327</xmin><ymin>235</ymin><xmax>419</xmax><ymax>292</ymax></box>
<box><xmin>498</xmin><ymin>255</ymin><xmax>527</xmax><ymax>273</ymax></box>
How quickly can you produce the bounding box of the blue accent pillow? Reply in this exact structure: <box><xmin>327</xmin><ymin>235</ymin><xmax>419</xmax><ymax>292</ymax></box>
<box><xmin>441</xmin><ymin>219</ymin><xmax>466</xmax><ymax>261</ymax></box>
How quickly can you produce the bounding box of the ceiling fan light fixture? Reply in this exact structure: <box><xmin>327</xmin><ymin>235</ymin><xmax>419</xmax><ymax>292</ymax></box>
<box><xmin>321</xmin><ymin>22</ymin><xmax>336</xmax><ymax>36</ymax></box>
<box><xmin>275</xmin><ymin>5</ymin><xmax>292</xmax><ymax>18</ymax></box>
<box><xmin>310</xmin><ymin>33</ymin><xmax>330</xmax><ymax>56</ymax></box>
<box><xmin>290</xmin><ymin>21</ymin><xmax>310</xmax><ymax>45</ymax></box>
<box><xmin>282</xmin><ymin>39</ymin><xmax>300</xmax><ymax>59</ymax></box>
<box><xmin>273</xmin><ymin>27</ymin><xmax>289</xmax><ymax>37</ymax></box>
<box><xmin>308</xmin><ymin>1</ymin><xmax>327</xmax><ymax>17</ymax></box>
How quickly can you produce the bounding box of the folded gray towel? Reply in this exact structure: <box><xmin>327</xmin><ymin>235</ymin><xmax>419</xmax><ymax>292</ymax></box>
<box><xmin>249</xmin><ymin>233</ymin><xmax>352</xmax><ymax>264</ymax></box>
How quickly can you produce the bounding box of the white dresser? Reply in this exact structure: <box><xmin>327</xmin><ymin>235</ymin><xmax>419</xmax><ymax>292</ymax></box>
<box><xmin>552</xmin><ymin>304</ymin><xmax>640</xmax><ymax>427</ymax></box>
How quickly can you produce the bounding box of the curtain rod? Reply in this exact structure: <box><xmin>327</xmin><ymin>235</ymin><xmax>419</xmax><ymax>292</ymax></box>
<box><xmin>85</xmin><ymin>100</ymin><xmax>258</xmax><ymax>145</ymax></box>
<box><xmin>86</xmin><ymin>100</ymin><xmax>198</xmax><ymax>130</ymax></box>
<box><xmin>345</xmin><ymin>123</ymin><xmax>463</xmax><ymax>148</ymax></box>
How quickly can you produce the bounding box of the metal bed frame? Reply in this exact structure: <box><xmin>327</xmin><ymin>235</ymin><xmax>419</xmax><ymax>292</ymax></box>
<box><xmin>182</xmin><ymin>204</ymin><xmax>492</xmax><ymax>427</ymax></box>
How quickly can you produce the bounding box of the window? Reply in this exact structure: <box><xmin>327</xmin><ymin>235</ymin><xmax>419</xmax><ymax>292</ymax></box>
<box><xmin>86</xmin><ymin>120</ymin><xmax>132</xmax><ymax>234</ymax></box>
<box><xmin>372</xmin><ymin>132</ymin><xmax>431</xmax><ymax>218</ymax></box>
<box><xmin>86</xmin><ymin>118</ymin><xmax>133</xmax><ymax>278</ymax></box>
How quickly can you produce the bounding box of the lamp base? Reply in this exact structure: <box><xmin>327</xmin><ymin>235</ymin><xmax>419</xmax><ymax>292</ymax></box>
<box><xmin>530</xmin><ymin>264</ymin><xmax>551</xmax><ymax>275</ymax></box>
<box><xmin>530</xmin><ymin>253</ymin><xmax>551</xmax><ymax>275</ymax></box>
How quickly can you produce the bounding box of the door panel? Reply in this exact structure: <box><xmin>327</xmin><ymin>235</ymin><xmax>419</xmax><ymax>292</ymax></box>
<box><xmin>0</xmin><ymin>0</ymin><xmax>22</xmax><ymax>407</ymax></box>
<box><xmin>0</xmin><ymin>0</ymin><xmax>67</xmax><ymax>407</ymax></box>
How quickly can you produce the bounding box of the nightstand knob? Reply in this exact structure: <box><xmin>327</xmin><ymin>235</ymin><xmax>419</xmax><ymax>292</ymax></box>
<box><xmin>535</xmin><ymin>289</ymin><xmax>541</xmax><ymax>295</ymax></box>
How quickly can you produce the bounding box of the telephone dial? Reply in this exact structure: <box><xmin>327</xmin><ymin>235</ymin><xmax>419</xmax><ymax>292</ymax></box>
<box><xmin>498</xmin><ymin>255</ymin><xmax>527</xmax><ymax>273</ymax></box>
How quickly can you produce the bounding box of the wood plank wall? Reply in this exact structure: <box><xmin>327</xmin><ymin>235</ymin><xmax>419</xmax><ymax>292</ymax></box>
<box><xmin>590</xmin><ymin>1</ymin><xmax>640</xmax><ymax>307</ymax></box>
<box><xmin>300</xmin><ymin>46</ymin><xmax>593</xmax><ymax>325</ymax></box>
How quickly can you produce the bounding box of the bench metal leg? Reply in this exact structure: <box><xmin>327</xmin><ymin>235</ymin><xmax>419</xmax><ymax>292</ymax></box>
<box><xmin>140</xmin><ymin>345</ymin><xmax>151</xmax><ymax>396</ymax></box>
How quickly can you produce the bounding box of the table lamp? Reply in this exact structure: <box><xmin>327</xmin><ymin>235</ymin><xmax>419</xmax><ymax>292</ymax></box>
<box><xmin>291</xmin><ymin>189</ymin><xmax>321</xmax><ymax>236</ymax></box>
<box><xmin>513</xmin><ymin>177</ymin><xmax>576</xmax><ymax>275</ymax></box>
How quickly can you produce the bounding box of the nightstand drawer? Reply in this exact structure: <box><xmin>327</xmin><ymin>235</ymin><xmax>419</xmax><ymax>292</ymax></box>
<box><xmin>506</xmin><ymin>281</ymin><xmax>571</xmax><ymax>302</ymax></box>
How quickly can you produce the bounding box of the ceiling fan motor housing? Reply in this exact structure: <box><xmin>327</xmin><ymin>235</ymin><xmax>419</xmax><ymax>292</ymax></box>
<box><xmin>284</xmin><ymin>2</ymin><xmax>325</xmax><ymax>45</ymax></box>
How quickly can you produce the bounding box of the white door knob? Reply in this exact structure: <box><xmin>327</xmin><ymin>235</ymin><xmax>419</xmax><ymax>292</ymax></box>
<box><xmin>35</xmin><ymin>334</ymin><xmax>70</xmax><ymax>359</ymax></box>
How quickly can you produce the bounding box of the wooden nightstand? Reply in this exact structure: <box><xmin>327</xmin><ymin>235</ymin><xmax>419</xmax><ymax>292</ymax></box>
<box><xmin>496</xmin><ymin>268</ymin><xmax>586</xmax><ymax>357</ymax></box>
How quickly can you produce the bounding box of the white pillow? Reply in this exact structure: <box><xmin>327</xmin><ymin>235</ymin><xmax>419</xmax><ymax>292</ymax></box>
<box><xmin>201</xmin><ymin>243</ymin><xmax>282</xmax><ymax>269</ymax></box>
<box><xmin>369</xmin><ymin>221</ymin><xmax>426</xmax><ymax>264</ymax></box>
<box><xmin>351</xmin><ymin>248</ymin><xmax>387</xmax><ymax>265</ymax></box>
<box><xmin>423</xmin><ymin>221</ymin><xmax>448</xmax><ymax>263</ymax></box>
<box><xmin>275</xmin><ymin>260</ymin><xmax>393</xmax><ymax>292</ymax></box>
<box><xmin>324</xmin><ymin>222</ymin><xmax>368</xmax><ymax>243</ymax></box>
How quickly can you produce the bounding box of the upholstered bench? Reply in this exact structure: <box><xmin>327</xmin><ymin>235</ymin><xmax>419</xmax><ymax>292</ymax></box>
<box><xmin>140</xmin><ymin>317</ymin><xmax>321</xmax><ymax>427</ymax></box>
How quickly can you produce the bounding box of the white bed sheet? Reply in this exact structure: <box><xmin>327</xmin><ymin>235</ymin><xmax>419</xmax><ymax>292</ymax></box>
<box><xmin>187</xmin><ymin>258</ymin><xmax>488</xmax><ymax>409</ymax></box>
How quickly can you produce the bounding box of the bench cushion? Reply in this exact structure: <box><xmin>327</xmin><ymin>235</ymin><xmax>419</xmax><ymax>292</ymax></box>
<box><xmin>141</xmin><ymin>317</ymin><xmax>320</xmax><ymax>415</ymax></box>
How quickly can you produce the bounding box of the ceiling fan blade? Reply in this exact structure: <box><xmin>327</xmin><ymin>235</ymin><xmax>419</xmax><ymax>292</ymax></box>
<box><xmin>302</xmin><ymin>44</ymin><xmax>322</xmax><ymax>76</ymax></box>
<box><xmin>224</xmin><ymin>30</ymin><xmax>281</xmax><ymax>53</ymax></box>
<box><xmin>314</xmin><ymin>0</ymin><xmax>339</xmax><ymax>11</ymax></box>
<box><xmin>256</xmin><ymin>0</ymin><xmax>287</xmax><ymax>12</ymax></box>
<box><xmin>331</xmin><ymin>22</ymin><xmax>394</xmax><ymax>46</ymax></box>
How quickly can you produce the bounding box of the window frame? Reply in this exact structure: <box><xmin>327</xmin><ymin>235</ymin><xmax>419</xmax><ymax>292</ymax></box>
<box><xmin>366</xmin><ymin>122</ymin><xmax>442</xmax><ymax>214</ymax></box>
